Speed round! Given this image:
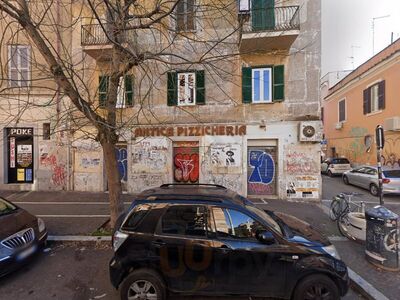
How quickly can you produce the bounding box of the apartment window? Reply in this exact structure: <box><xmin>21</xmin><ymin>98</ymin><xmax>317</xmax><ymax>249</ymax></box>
<box><xmin>8</xmin><ymin>45</ymin><xmax>30</xmax><ymax>88</ymax></box>
<box><xmin>242</xmin><ymin>65</ymin><xmax>284</xmax><ymax>103</ymax></box>
<box><xmin>363</xmin><ymin>80</ymin><xmax>385</xmax><ymax>114</ymax></box>
<box><xmin>176</xmin><ymin>0</ymin><xmax>195</xmax><ymax>32</ymax></box>
<box><xmin>338</xmin><ymin>99</ymin><xmax>346</xmax><ymax>122</ymax></box>
<box><xmin>43</xmin><ymin>123</ymin><xmax>51</xmax><ymax>140</ymax></box>
<box><xmin>167</xmin><ymin>70</ymin><xmax>205</xmax><ymax>106</ymax></box>
<box><xmin>98</xmin><ymin>75</ymin><xmax>133</xmax><ymax>108</ymax></box>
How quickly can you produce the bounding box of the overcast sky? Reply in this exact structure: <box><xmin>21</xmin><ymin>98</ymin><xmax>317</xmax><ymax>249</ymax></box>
<box><xmin>322</xmin><ymin>0</ymin><xmax>400</xmax><ymax>76</ymax></box>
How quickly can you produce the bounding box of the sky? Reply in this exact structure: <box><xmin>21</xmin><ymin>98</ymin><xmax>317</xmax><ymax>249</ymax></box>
<box><xmin>322</xmin><ymin>0</ymin><xmax>400</xmax><ymax>76</ymax></box>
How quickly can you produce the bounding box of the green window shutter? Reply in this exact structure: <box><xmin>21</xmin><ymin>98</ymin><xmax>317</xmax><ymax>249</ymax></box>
<box><xmin>196</xmin><ymin>70</ymin><xmax>205</xmax><ymax>105</ymax></box>
<box><xmin>242</xmin><ymin>67</ymin><xmax>252</xmax><ymax>104</ymax></box>
<box><xmin>124</xmin><ymin>75</ymin><xmax>133</xmax><ymax>106</ymax></box>
<box><xmin>167</xmin><ymin>71</ymin><xmax>177</xmax><ymax>106</ymax></box>
<box><xmin>99</xmin><ymin>75</ymin><xmax>109</xmax><ymax>107</ymax></box>
<box><xmin>251</xmin><ymin>0</ymin><xmax>275</xmax><ymax>31</ymax></box>
<box><xmin>273</xmin><ymin>65</ymin><xmax>284</xmax><ymax>102</ymax></box>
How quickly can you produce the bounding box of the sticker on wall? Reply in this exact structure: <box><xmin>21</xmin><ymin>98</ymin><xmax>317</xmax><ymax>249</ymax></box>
<box><xmin>17</xmin><ymin>144</ymin><xmax>33</xmax><ymax>168</ymax></box>
<box><xmin>211</xmin><ymin>144</ymin><xmax>242</xmax><ymax>167</ymax></box>
<box><xmin>17</xmin><ymin>169</ymin><xmax>25</xmax><ymax>181</ymax></box>
<box><xmin>25</xmin><ymin>169</ymin><xmax>32</xmax><ymax>182</ymax></box>
<box><xmin>10</xmin><ymin>137</ymin><xmax>15</xmax><ymax>168</ymax></box>
<box><xmin>286</xmin><ymin>175</ymin><xmax>319</xmax><ymax>199</ymax></box>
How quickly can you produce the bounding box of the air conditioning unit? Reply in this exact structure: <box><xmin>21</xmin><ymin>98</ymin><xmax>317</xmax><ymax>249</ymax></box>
<box><xmin>299</xmin><ymin>121</ymin><xmax>323</xmax><ymax>142</ymax></box>
<box><xmin>335</xmin><ymin>122</ymin><xmax>343</xmax><ymax>130</ymax></box>
<box><xmin>384</xmin><ymin>117</ymin><xmax>400</xmax><ymax>131</ymax></box>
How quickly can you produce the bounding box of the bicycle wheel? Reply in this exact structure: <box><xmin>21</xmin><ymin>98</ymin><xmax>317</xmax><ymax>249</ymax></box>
<box><xmin>337</xmin><ymin>210</ymin><xmax>354</xmax><ymax>240</ymax></box>
<box><xmin>329</xmin><ymin>199</ymin><xmax>341</xmax><ymax>221</ymax></box>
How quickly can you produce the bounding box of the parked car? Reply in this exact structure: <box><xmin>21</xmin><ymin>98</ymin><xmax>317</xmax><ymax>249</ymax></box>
<box><xmin>321</xmin><ymin>158</ymin><xmax>352</xmax><ymax>177</ymax></box>
<box><xmin>0</xmin><ymin>197</ymin><xmax>47</xmax><ymax>277</ymax></box>
<box><xmin>110</xmin><ymin>184</ymin><xmax>349</xmax><ymax>300</ymax></box>
<box><xmin>343</xmin><ymin>166</ymin><xmax>400</xmax><ymax>196</ymax></box>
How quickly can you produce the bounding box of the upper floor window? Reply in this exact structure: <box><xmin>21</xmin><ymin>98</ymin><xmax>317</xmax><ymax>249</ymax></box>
<box><xmin>363</xmin><ymin>80</ymin><xmax>385</xmax><ymax>114</ymax></box>
<box><xmin>338</xmin><ymin>99</ymin><xmax>346</xmax><ymax>122</ymax></box>
<box><xmin>98</xmin><ymin>75</ymin><xmax>134</xmax><ymax>108</ymax></box>
<box><xmin>8</xmin><ymin>45</ymin><xmax>30</xmax><ymax>88</ymax></box>
<box><xmin>242</xmin><ymin>65</ymin><xmax>284</xmax><ymax>104</ymax></box>
<box><xmin>167</xmin><ymin>70</ymin><xmax>205</xmax><ymax>106</ymax></box>
<box><xmin>176</xmin><ymin>0</ymin><xmax>195</xmax><ymax>32</ymax></box>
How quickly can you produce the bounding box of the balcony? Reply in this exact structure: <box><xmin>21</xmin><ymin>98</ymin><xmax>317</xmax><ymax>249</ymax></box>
<box><xmin>239</xmin><ymin>6</ymin><xmax>300</xmax><ymax>53</ymax></box>
<box><xmin>81</xmin><ymin>24</ymin><xmax>137</xmax><ymax>60</ymax></box>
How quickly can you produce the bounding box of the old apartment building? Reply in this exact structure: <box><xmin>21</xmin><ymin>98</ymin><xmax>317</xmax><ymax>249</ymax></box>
<box><xmin>323</xmin><ymin>38</ymin><xmax>400</xmax><ymax>167</ymax></box>
<box><xmin>0</xmin><ymin>0</ymin><xmax>321</xmax><ymax>200</ymax></box>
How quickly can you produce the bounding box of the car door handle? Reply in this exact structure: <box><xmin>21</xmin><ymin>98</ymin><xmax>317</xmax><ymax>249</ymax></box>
<box><xmin>151</xmin><ymin>240</ymin><xmax>166</xmax><ymax>248</ymax></box>
<box><xmin>219</xmin><ymin>245</ymin><xmax>232</xmax><ymax>252</ymax></box>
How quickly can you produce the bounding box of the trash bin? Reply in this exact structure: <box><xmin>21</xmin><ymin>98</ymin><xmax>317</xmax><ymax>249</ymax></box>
<box><xmin>365</xmin><ymin>206</ymin><xmax>399</xmax><ymax>271</ymax></box>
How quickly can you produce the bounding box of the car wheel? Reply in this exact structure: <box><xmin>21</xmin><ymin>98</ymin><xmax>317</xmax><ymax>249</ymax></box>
<box><xmin>327</xmin><ymin>170</ymin><xmax>333</xmax><ymax>177</ymax></box>
<box><xmin>370</xmin><ymin>184</ymin><xmax>379</xmax><ymax>197</ymax></box>
<box><xmin>293</xmin><ymin>274</ymin><xmax>340</xmax><ymax>300</ymax></box>
<box><xmin>120</xmin><ymin>269</ymin><xmax>166</xmax><ymax>300</ymax></box>
<box><xmin>343</xmin><ymin>175</ymin><xmax>349</xmax><ymax>185</ymax></box>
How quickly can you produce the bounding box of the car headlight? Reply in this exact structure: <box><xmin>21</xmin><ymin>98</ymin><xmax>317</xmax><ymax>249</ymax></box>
<box><xmin>38</xmin><ymin>218</ymin><xmax>46</xmax><ymax>233</ymax></box>
<box><xmin>322</xmin><ymin>245</ymin><xmax>341</xmax><ymax>259</ymax></box>
<box><xmin>113</xmin><ymin>230</ymin><xmax>128</xmax><ymax>252</ymax></box>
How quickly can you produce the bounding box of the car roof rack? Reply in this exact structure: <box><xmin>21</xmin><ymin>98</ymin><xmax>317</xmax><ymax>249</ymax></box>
<box><xmin>144</xmin><ymin>194</ymin><xmax>225</xmax><ymax>202</ymax></box>
<box><xmin>159</xmin><ymin>183</ymin><xmax>227</xmax><ymax>189</ymax></box>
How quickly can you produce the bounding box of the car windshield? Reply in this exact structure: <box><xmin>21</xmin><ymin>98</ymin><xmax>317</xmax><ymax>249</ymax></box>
<box><xmin>383</xmin><ymin>170</ymin><xmax>400</xmax><ymax>178</ymax></box>
<box><xmin>332</xmin><ymin>158</ymin><xmax>349</xmax><ymax>164</ymax></box>
<box><xmin>0</xmin><ymin>198</ymin><xmax>17</xmax><ymax>216</ymax></box>
<box><xmin>245</xmin><ymin>205</ymin><xmax>282</xmax><ymax>235</ymax></box>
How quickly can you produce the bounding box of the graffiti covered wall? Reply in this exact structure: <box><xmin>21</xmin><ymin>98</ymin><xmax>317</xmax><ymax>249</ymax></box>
<box><xmin>74</xmin><ymin>148</ymin><xmax>103</xmax><ymax>192</ymax></box>
<box><xmin>37</xmin><ymin>141</ymin><xmax>67</xmax><ymax>190</ymax></box>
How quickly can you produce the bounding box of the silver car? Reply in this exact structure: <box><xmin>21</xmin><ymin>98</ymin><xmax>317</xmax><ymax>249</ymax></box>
<box><xmin>342</xmin><ymin>166</ymin><xmax>400</xmax><ymax>196</ymax></box>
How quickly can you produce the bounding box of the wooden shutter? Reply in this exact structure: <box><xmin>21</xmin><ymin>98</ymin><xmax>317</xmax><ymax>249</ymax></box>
<box><xmin>196</xmin><ymin>70</ymin><xmax>205</xmax><ymax>105</ymax></box>
<box><xmin>363</xmin><ymin>88</ymin><xmax>371</xmax><ymax>114</ymax></box>
<box><xmin>167</xmin><ymin>72</ymin><xmax>177</xmax><ymax>106</ymax></box>
<box><xmin>242</xmin><ymin>67</ymin><xmax>252</xmax><ymax>103</ymax></box>
<box><xmin>99</xmin><ymin>75</ymin><xmax>109</xmax><ymax>107</ymax></box>
<box><xmin>251</xmin><ymin>0</ymin><xmax>274</xmax><ymax>30</ymax></box>
<box><xmin>339</xmin><ymin>100</ymin><xmax>345</xmax><ymax>122</ymax></box>
<box><xmin>273</xmin><ymin>65</ymin><xmax>284</xmax><ymax>101</ymax></box>
<box><xmin>124</xmin><ymin>75</ymin><xmax>134</xmax><ymax>106</ymax></box>
<box><xmin>378</xmin><ymin>80</ymin><xmax>385</xmax><ymax>110</ymax></box>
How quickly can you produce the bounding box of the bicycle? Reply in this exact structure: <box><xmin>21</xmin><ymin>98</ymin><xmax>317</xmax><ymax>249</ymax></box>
<box><xmin>329</xmin><ymin>192</ymin><xmax>363</xmax><ymax>221</ymax></box>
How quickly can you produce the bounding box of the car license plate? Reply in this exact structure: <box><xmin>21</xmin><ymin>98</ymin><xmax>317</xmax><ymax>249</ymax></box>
<box><xmin>17</xmin><ymin>245</ymin><xmax>37</xmax><ymax>261</ymax></box>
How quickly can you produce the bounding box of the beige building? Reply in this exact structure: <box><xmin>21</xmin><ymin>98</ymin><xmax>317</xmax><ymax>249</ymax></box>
<box><xmin>0</xmin><ymin>0</ymin><xmax>322</xmax><ymax>201</ymax></box>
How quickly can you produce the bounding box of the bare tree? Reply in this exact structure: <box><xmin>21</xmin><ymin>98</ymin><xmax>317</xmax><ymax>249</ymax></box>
<box><xmin>0</xmin><ymin>0</ymin><xmax>244</xmax><ymax>227</ymax></box>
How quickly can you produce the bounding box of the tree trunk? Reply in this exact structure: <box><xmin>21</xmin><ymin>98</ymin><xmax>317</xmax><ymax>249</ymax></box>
<box><xmin>102</xmin><ymin>140</ymin><xmax>124</xmax><ymax>229</ymax></box>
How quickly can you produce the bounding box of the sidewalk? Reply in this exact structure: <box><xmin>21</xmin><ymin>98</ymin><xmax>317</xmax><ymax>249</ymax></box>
<box><xmin>1</xmin><ymin>189</ymin><xmax>397</xmax><ymax>299</ymax></box>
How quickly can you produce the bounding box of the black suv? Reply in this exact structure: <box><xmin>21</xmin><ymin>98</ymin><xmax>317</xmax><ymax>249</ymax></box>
<box><xmin>110</xmin><ymin>184</ymin><xmax>349</xmax><ymax>300</ymax></box>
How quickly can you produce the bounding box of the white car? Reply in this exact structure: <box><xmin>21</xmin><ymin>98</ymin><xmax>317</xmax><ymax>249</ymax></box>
<box><xmin>321</xmin><ymin>158</ymin><xmax>352</xmax><ymax>177</ymax></box>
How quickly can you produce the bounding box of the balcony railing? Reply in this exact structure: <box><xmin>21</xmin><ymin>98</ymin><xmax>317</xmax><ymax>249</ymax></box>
<box><xmin>242</xmin><ymin>6</ymin><xmax>300</xmax><ymax>33</ymax></box>
<box><xmin>81</xmin><ymin>24</ymin><xmax>136</xmax><ymax>46</ymax></box>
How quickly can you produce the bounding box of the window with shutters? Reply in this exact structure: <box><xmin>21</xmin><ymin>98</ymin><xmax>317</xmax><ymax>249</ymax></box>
<box><xmin>176</xmin><ymin>0</ymin><xmax>195</xmax><ymax>32</ymax></box>
<box><xmin>363</xmin><ymin>80</ymin><xmax>385</xmax><ymax>115</ymax></box>
<box><xmin>338</xmin><ymin>99</ymin><xmax>346</xmax><ymax>122</ymax></box>
<box><xmin>98</xmin><ymin>75</ymin><xmax>133</xmax><ymax>108</ymax></box>
<box><xmin>8</xmin><ymin>45</ymin><xmax>30</xmax><ymax>88</ymax></box>
<box><xmin>242</xmin><ymin>65</ymin><xmax>284</xmax><ymax>104</ymax></box>
<box><xmin>167</xmin><ymin>70</ymin><xmax>205</xmax><ymax>106</ymax></box>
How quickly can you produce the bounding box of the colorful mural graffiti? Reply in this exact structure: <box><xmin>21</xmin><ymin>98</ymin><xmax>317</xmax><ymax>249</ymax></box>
<box><xmin>39</xmin><ymin>146</ymin><xmax>66</xmax><ymax>187</ymax></box>
<box><xmin>173</xmin><ymin>142</ymin><xmax>199</xmax><ymax>183</ymax></box>
<box><xmin>383</xmin><ymin>136</ymin><xmax>400</xmax><ymax>167</ymax></box>
<box><xmin>115</xmin><ymin>145</ymin><xmax>128</xmax><ymax>191</ymax></box>
<box><xmin>247</xmin><ymin>147</ymin><xmax>276</xmax><ymax>195</ymax></box>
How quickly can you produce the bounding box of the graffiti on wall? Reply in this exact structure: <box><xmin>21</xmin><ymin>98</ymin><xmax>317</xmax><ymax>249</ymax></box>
<box><xmin>247</xmin><ymin>148</ymin><xmax>276</xmax><ymax>195</ymax></box>
<box><xmin>39</xmin><ymin>143</ymin><xmax>66</xmax><ymax>187</ymax></box>
<box><xmin>132</xmin><ymin>138</ymin><xmax>168</xmax><ymax>173</ymax></box>
<box><xmin>173</xmin><ymin>145</ymin><xmax>199</xmax><ymax>183</ymax></box>
<box><xmin>382</xmin><ymin>136</ymin><xmax>400</xmax><ymax>167</ymax></box>
<box><xmin>131</xmin><ymin>174</ymin><xmax>165</xmax><ymax>192</ymax></box>
<box><xmin>285</xmin><ymin>150</ymin><xmax>319</xmax><ymax>175</ymax></box>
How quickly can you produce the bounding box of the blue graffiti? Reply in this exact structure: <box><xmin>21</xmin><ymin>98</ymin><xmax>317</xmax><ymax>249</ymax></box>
<box><xmin>248</xmin><ymin>151</ymin><xmax>275</xmax><ymax>184</ymax></box>
<box><xmin>115</xmin><ymin>147</ymin><xmax>128</xmax><ymax>182</ymax></box>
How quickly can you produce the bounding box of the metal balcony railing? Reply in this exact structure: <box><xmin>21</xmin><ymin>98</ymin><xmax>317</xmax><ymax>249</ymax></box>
<box><xmin>242</xmin><ymin>6</ymin><xmax>300</xmax><ymax>33</ymax></box>
<box><xmin>81</xmin><ymin>24</ymin><xmax>136</xmax><ymax>46</ymax></box>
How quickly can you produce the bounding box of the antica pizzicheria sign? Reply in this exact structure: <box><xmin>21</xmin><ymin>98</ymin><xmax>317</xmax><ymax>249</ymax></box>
<box><xmin>134</xmin><ymin>125</ymin><xmax>246</xmax><ymax>137</ymax></box>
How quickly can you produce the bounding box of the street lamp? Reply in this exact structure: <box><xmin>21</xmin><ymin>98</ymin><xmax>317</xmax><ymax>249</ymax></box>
<box><xmin>372</xmin><ymin>15</ymin><xmax>390</xmax><ymax>55</ymax></box>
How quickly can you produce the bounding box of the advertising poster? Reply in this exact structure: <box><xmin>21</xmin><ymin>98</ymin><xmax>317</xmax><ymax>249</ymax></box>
<box><xmin>17</xmin><ymin>144</ymin><xmax>33</xmax><ymax>168</ymax></box>
<box><xmin>10</xmin><ymin>137</ymin><xmax>15</xmax><ymax>168</ymax></box>
<box><xmin>17</xmin><ymin>169</ymin><xmax>25</xmax><ymax>181</ymax></box>
<box><xmin>26</xmin><ymin>169</ymin><xmax>33</xmax><ymax>182</ymax></box>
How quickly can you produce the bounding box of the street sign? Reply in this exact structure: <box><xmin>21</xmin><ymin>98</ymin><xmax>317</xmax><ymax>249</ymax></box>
<box><xmin>376</xmin><ymin>125</ymin><xmax>385</xmax><ymax>149</ymax></box>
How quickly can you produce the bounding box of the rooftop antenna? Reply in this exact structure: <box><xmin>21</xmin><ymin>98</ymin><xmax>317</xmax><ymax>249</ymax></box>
<box><xmin>349</xmin><ymin>45</ymin><xmax>361</xmax><ymax>69</ymax></box>
<box><xmin>372</xmin><ymin>15</ymin><xmax>390</xmax><ymax>55</ymax></box>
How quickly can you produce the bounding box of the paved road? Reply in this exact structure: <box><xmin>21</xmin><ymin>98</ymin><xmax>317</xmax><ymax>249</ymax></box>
<box><xmin>321</xmin><ymin>174</ymin><xmax>400</xmax><ymax>215</ymax></box>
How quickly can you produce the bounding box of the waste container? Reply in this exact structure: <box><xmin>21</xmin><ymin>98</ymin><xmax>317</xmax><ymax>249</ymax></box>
<box><xmin>365</xmin><ymin>206</ymin><xmax>399</xmax><ymax>271</ymax></box>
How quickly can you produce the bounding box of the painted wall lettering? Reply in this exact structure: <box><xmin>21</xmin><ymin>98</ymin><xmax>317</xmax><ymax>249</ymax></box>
<box><xmin>134</xmin><ymin>125</ymin><xmax>246</xmax><ymax>137</ymax></box>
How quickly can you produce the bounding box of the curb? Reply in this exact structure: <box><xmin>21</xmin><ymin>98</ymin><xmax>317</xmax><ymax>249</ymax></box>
<box><xmin>48</xmin><ymin>235</ymin><xmax>111</xmax><ymax>242</ymax></box>
<box><xmin>320</xmin><ymin>202</ymin><xmax>389</xmax><ymax>300</ymax></box>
